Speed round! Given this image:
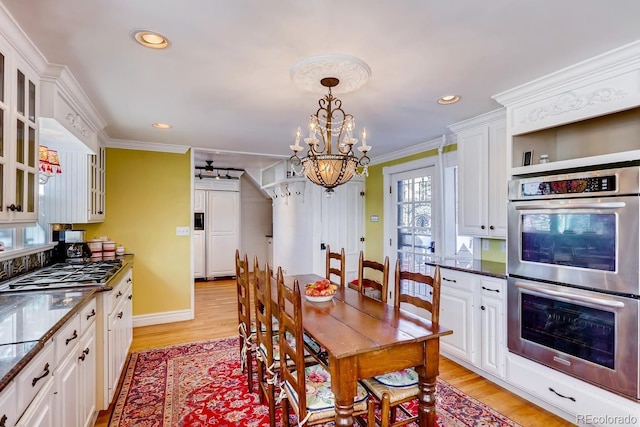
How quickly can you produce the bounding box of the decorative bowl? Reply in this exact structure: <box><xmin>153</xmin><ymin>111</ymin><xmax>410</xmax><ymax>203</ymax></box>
<box><xmin>305</xmin><ymin>294</ymin><xmax>335</xmax><ymax>302</ymax></box>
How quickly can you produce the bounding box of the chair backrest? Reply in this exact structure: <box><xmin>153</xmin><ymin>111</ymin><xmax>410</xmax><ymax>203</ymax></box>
<box><xmin>393</xmin><ymin>260</ymin><xmax>441</xmax><ymax>325</ymax></box>
<box><xmin>235</xmin><ymin>250</ymin><xmax>252</xmax><ymax>334</ymax></box>
<box><xmin>276</xmin><ymin>269</ymin><xmax>309</xmax><ymax>420</ymax></box>
<box><xmin>325</xmin><ymin>245</ymin><xmax>346</xmax><ymax>288</ymax></box>
<box><xmin>357</xmin><ymin>251</ymin><xmax>390</xmax><ymax>303</ymax></box>
<box><xmin>253</xmin><ymin>257</ymin><xmax>274</xmax><ymax>365</ymax></box>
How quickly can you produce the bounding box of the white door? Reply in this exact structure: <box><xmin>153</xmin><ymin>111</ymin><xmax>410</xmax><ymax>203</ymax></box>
<box><xmin>320</xmin><ymin>180</ymin><xmax>364</xmax><ymax>283</ymax></box>
<box><xmin>389</xmin><ymin>166</ymin><xmax>437</xmax><ymax>279</ymax></box>
<box><xmin>206</xmin><ymin>191</ymin><xmax>240</xmax><ymax>277</ymax></box>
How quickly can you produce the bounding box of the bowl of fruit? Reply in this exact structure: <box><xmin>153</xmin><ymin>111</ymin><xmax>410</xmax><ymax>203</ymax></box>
<box><xmin>304</xmin><ymin>279</ymin><xmax>339</xmax><ymax>302</ymax></box>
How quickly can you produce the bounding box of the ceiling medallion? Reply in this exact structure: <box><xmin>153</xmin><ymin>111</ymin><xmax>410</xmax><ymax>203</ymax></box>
<box><xmin>289</xmin><ymin>55</ymin><xmax>371</xmax><ymax>194</ymax></box>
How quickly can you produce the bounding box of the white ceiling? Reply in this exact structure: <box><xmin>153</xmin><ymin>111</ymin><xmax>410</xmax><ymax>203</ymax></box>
<box><xmin>2</xmin><ymin>1</ymin><xmax>640</xmax><ymax>171</ymax></box>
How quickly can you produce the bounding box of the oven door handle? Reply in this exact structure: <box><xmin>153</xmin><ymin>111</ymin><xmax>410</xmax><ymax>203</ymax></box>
<box><xmin>514</xmin><ymin>202</ymin><xmax>626</xmax><ymax>210</ymax></box>
<box><xmin>514</xmin><ymin>282</ymin><xmax>625</xmax><ymax>308</ymax></box>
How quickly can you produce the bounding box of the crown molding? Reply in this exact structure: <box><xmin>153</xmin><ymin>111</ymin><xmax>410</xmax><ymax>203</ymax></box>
<box><xmin>493</xmin><ymin>40</ymin><xmax>640</xmax><ymax>107</ymax></box>
<box><xmin>104</xmin><ymin>137</ymin><xmax>190</xmax><ymax>154</ymax></box>
<box><xmin>369</xmin><ymin>135</ymin><xmax>455</xmax><ymax>166</ymax></box>
<box><xmin>0</xmin><ymin>3</ymin><xmax>48</xmax><ymax>74</ymax></box>
<box><xmin>447</xmin><ymin>108</ymin><xmax>506</xmax><ymax>133</ymax></box>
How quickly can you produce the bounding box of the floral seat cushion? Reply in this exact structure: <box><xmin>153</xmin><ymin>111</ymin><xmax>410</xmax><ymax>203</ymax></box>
<box><xmin>373</xmin><ymin>368</ymin><xmax>418</xmax><ymax>388</ymax></box>
<box><xmin>361</xmin><ymin>368</ymin><xmax>419</xmax><ymax>403</ymax></box>
<box><xmin>283</xmin><ymin>364</ymin><xmax>369</xmax><ymax>422</ymax></box>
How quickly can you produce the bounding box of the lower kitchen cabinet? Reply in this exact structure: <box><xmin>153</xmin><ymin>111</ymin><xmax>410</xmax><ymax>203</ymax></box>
<box><xmin>15</xmin><ymin>341</ymin><xmax>55</xmax><ymax>427</ymax></box>
<box><xmin>78</xmin><ymin>327</ymin><xmax>96</xmax><ymax>427</ymax></box>
<box><xmin>0</xmin><ymin>381</ymin><xmax>17</xmax><ymax>427</ymax></box>
<box><xmin>193</xmin><ymin>230</ymin><xmax>205</xmax><ymax>279</ymax></box>
<box><xmin>439</xmin><ymin>268</ymin><xmax>506</xmax><ymax>379</ymax></box>
<box><xmin>96</xmin><ymin>265</ymin><xmax>134</xmax><ymax>410</ymax></box>
<box><xmin>15</xmin><ymin>377</ymin><xmax>55</xmax><ymax>427</ymax></box>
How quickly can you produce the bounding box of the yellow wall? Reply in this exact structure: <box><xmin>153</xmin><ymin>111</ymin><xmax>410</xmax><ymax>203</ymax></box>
<box><xmin>78</xmin><ymin>148</ymin><xmax>192</xmax><ymax>316</ymax></box>
<box><xmin>364</xmin><ymin>145</ymin><xmax>457</xmax><ymax>262</ymax></box>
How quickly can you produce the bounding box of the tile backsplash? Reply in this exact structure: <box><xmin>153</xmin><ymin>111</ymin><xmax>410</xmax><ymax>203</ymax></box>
<box><xmin>0</xmin><ymin>248</ymin><xmax>54</xmax><ymax>282</ymax></box>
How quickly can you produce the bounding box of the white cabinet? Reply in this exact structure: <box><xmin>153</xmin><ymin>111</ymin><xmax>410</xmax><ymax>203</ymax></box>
<box><xmin>439</xmin><ymin>268</ymin><xmax>506</xmax><ymax>379</ymax></box>
<box><xmin>78</xmin><ymin>326</ymin><xmax>96</xmax><ymax>427</ymax></box>
<box><xmin>0</xmin><ymin>37</ymin><xmax>39</xmax><ymax>223</ymax></box>
<box><xmin>15</xmin><ymin>341</ymin><xmax>55</xmax><ymax>426</ymax></box>
<box><xmin>96</xmin><ymin>266</ymin><xmax>133</xmax><ymax>410</ymax></box>
<box><xmin>193</xmin><ymin>230</ymin><xmax>205</xmax><ymax>279</ymax></box>
<box><xmin>15</xmin><ymin>377</ymin><xmax>55</xmax><ymax>427</ymax></box>
<box><xmin>194</xmin><ymin>189</ymin><xmax>205</xmax><ymax>212</ymax></box>
<box><xmin>40</xmin><ymin>146</ymin><xmax>105</xmax><ymax>224</ymax></box>
<box><xmin>449</xmin><ymin>109</ymin><xmax>506</xmax><ymax>238</ymax></box>
<box><xmin>205</xmin><ymin>189</ymin><xmax>240</xmax><ymax>278</ymax></box>
<box><xmin>0</xmin><ymin>381</ymin><xmax>17</xmax><ymax>427</ymax></box>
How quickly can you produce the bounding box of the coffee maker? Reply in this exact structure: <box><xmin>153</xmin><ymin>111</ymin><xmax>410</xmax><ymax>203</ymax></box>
<box><xmin>52</xmin><ymin>229</ymin><xmax>92</xmax><ymax>263</ymax></box>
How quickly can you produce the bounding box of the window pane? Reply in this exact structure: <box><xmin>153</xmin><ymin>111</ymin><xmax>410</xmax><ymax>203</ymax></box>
<box><xmin>0</xmin><ymin>228</ymin><xmax>14</xmax><ymax>251</ymax></box>
<box><xmin>16</xmin><ymin>70</ymin><xmax>25</xmax><ymax>115</ymax></box>
<box><xmin>16</xmin><ymin>119</ymin><xmax>24</xmax><ymax>164</ymax></box>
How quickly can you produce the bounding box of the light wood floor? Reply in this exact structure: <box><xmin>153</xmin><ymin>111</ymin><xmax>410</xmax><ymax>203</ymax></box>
<box><xmin>95</xmin><ymin>279</ymin><xmax>574</xmax><ymax>427</ymax></box>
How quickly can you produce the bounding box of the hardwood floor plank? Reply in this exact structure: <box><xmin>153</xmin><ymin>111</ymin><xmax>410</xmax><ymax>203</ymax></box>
<box><xmin>94</xmin><ymin>279</ymin><xmax>572</xmax><ymax>426</ymax></box>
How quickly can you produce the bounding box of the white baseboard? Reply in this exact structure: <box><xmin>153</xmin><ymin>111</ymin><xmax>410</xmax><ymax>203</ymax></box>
<box><xmin>132</xmin><ymin>309</ymin><xmax>194</xmax><ymax>327</ymax></box>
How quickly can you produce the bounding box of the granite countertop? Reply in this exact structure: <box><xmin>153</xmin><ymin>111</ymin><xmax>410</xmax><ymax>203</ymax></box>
<box><xmin>425</xmin><ymin>257</ymin><xmax>507</xmax><ymax>279</ymax></box>
<box><xmin>0</xmin><ymin>288</ymin><xmax>97</xmax><ymax>390</ymax></box>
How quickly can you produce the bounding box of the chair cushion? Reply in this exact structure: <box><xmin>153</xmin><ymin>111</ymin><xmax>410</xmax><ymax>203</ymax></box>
<box><xmin>361</xmin><ymin>368</ymin><xmax>419</xmax><ymax>403</ymax></box>
<box><xmin>258</xmin><ymin>333</ymin><xmax>312</xmax><ymax>363</ymax></box>
<box><xmin>283</xmin><ymin>364</ymin><xmax>369</xmax><ymax>423</ymax></box>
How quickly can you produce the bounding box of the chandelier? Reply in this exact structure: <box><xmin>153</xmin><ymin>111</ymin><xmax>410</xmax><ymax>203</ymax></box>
<box><xmin>289</xmin><ymin>55</ymin><xmax>371</xmax><ymax>195</ymax></box>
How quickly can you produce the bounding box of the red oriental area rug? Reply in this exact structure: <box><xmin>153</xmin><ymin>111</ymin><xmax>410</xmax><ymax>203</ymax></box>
<box><xmin>109</xmin><ymin>337</ymin><xmax>522</xmax><ymax>426</ymax></box>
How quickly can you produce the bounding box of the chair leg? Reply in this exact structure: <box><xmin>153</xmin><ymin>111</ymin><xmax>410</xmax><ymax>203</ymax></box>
<box><xmin>389</xmin><ymin>404</ymin><xmax>397</xmax><ymax>425</ymax></box>
<box><xmin>380</xmin><ymin>393</ymin><xmax>391</xmax><ymax>427</ymax></box>
<box><xmin>281</xmin><ymin>396</ymin><xmax>290</xmax><ymax>427</ymax></box>
<box><xmin>267</xmin><ymin>382</ymin><xmax>276</xmax><ymax>427</ymax></box>
<box><xmin>246</xmin><ymin>350</ymin><xmax>254</xmax><ymax>392</ymax></box>
<box><xmin>367</xmin><ymin>398</ymin><xmax>377</xmax><ymax>426</ymax></box>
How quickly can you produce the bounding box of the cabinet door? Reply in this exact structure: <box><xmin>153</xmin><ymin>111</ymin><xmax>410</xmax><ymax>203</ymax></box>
<box><xmin>439</xmin><ymin>269</ymin><xmax>477</xmax><ymax>364</ymax></box>
<box><xmin>88</xmin><ymin>147</ymin><xmax>105</xmax><ymax>222</ymax></box>
<box><xmin>16</xmin><ymin>378</ymin><xmax>55</xmax><ymax>427</ymax></box>
<box><xmin>206</xmin><ymin>191</ymin><xmax>240</xmax><ymax>277</ymax></box>
<box><xmin>194</xmin><ymin>189</ymin><xmax>205</xmax><ymax>212</ymax></box>
<box><xmin>487</xmin><ymin>120</ymin><xmax>507</xmax><ymax>237</ymax></box>
<box><xmin>479</xmin><ymin>278</ymin><xmax>506</xmax><ymax>378</ymax></box>
<box><xmin>457</xmin><ymin>127</ymin><xmax>489</xmax><ymax>236</ymax></box>
<box><xmin>55</xmin><ymin>348</ymin><xmax>80</xmax><ymax>427</ymax></box>
<box><xmin>193</xmin><ymin>230</ymin><xmax>205</xmax><ymax>278</ymax></box>
<box><xmin>79</xmin><ymin>326</ymin><xmax>96</xmax><ymax>427</ymax></box>
<box><xmin>0</xmin><ymin>382</ymin><xmax>17</xmax><ymax>427</ymax></box>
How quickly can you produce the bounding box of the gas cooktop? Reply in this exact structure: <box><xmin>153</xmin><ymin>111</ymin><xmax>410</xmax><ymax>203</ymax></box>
<box><xmin>1</xmin><ymin>260</ymin><xmax>123</xmax><ymax>292</ymax></box>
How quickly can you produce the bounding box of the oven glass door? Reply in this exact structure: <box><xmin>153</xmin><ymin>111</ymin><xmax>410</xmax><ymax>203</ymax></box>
<box><xmin>508</xmin><ymin>277</ymin><xmax>640</xmax><ymax>400</ymax></box>
<box><xmin>508</xmin><ymin>196</ymin><xmax>639</xmax><ymax>295</ymax></box>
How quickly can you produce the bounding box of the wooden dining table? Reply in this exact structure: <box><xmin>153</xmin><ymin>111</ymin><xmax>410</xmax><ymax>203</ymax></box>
<box><xmin>274</xmin><ymin>273</ymin><xmax>453</xmax><ymax>427</ymax></box>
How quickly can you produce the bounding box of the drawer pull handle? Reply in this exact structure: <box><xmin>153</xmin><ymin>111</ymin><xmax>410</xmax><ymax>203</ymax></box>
<box><xmin>443</xmin><ymin>277</ymin><xmax>456</xmax><ymax>283</ymax></box>
<box><xmin>481</xmin><ymin>286</ymin><xmax>500</xmax><ymax>293</ymax></box>
<box><xmin>127</xmin><ymin>278</ymin><xmax>132</xmax><ymax>283</ymax></box>
<box><xmin>32</xmin><ymin>363</ymin><xmax>50</xmax><ymax>387</ymax></box>
<box><xmin>79</xmin><ymin>347</ymin><xmax>90</xmax><ymax>362</ymax></box>
<box><xmin>66</xmin><ymin>329</ymin><xmax>78</xmax><ymax>345</ymax></box>
<box><xmin>116</xmin><ymin>291</ymin><xmax>123</xmax><ymax>299</ymax></box>
<box><xmin>117</xmin><ymin>311</ymin><xmax>124</xmax><ymax>319</ymax></box>
<box><xmin>86</xmin><ymin>309</ymin><xmax>96</xmax><ymax>320</ymax></box>
<box><xmin>1</xmin><ymin>414</ymin><xmax>7</xmax><ymax>427</ymax></box>
<box><xmin>548</xmin><ymin>387</ymin><xmax>576</xmax><ymax>402</ymax></box>
<box><xmin>128</xmin><ymin>294</ymin><xmax>133</xmax><ymax>300</ymax></box>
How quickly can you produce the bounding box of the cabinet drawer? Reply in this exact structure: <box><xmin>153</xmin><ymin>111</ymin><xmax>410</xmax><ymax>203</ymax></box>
<box><xmin>440</xmin><ymin>268</ymin><xmax>477</xmax><ymax>291</ymax></box>
<box><xmin>16</xmin><ymin>342</ymin><xmax>54</xmax><ymax>414</ymax></box>
<box><xmin>0</xmin><ymin>381</ymin><xmax>16</xmax><ymax>427</ymax></box>
<box><xmin>80</xmin><ymin>297</ymin><xmax>97</xmax><ymax>334</ymax></box>
<box><xmin>107</xmin><ymin>270</ymin><xmax>132</xmax><ymax>313</ymax></box>
<box><xmin>479</xmin><ymin>277</ymin><xmax>505</xmax><ymax>297</ymax></box>
<box><xmin>54</xmin><ymin>313</ymin><xmax>81</xmax><ymax>365</ymax></box>
<box><xmin>506</xmin><ymin>354</ymin><xmax>639</xmax><ymax>426</ymax></box>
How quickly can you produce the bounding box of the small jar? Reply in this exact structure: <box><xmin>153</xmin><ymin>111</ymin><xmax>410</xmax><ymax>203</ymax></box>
<box><xmin>539</xmin><ymin>154</ymin><xmax>549</xmax><ymax>164</ymax></box>
<box><xmin>116</xmin><ymin>245</ymin><xmax>125</xmax><ymax>256</ymax></box>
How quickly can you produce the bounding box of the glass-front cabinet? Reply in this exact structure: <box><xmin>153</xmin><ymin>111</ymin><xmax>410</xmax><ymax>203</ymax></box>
<box><xmin>88</xmin><ymin>146</ymin><xmax>105</xmax><ymax>222</ymax></box>
<box><xmin>0</xmin><ymin>38</ymin><xmax>38</xmax><ymax>223</ymax></box>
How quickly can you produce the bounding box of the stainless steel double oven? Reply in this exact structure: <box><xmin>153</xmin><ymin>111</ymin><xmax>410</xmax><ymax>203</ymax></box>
<box><xmin>507</xmin><ymin>165</ymin><xmax>640</xmax><ymax>401</ymax></box>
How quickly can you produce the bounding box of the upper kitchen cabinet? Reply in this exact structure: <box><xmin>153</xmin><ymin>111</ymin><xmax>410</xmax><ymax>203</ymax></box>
<box><xmin>38</xmin><ymin>64</ymin><xmax>107</xmax><ymax>224</ymax></box>
<box><xmin>0</xmin><ymin>36</ymin><xmax>39</xmax><ymax>223</ymax></box>
<box><xmin>494</xmin><ymin>41</ymin><xmax>640</xmax><ymax>177</ymax></box>
<box><xmin>449</xmin><ymin>109</ymin><xmax>507</xmax><ymax>238</ymax></box>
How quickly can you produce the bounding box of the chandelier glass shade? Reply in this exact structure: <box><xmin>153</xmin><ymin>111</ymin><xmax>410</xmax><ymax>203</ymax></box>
<box><xmin>290</xmin><ymin>77</ymin><xmax>370</xmax><ymax>193</ymax></box>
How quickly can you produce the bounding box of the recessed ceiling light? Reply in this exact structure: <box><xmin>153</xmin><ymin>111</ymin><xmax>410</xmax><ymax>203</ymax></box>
<box><xmin>438</xmin><ymin>95</ymin><xmax>460</xmax><ymax>105</ymax></box>
<box><xmin>152</xmin><ymin>123</ymin><xmax>172</xmax><ymax>129</ymax></box>
<box><xmin>132</xmin><ymin>30</ymin><xmax>169</xmax><ymax>49</ymax></box>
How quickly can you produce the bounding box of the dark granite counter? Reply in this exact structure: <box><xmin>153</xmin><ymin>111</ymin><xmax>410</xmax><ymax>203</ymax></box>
<box><xmin>0</xmin><ymin>288</ymin><xmax>97</xmax><ymax>391</ymax></box>
<box><xmin>425</xmin><ymin>257</ymin><xmax>507</xmax><ymax>279</ymax></box>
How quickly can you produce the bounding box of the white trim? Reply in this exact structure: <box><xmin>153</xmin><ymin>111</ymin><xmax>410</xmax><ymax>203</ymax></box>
<box><xmin>132</xmin><ymin>308</ymin><xmax>194</xmax><ymax>327</ymax></box>
<box><xmin>448</xmin><ymin>108</ymin><xmax>506</xmax><ymax>134</ymax></box>
<box><xmin>190</xmin><ymin>149</ymin><xmax>195</xmax><ymax>324</ymax></box>
<box><xmin>105</xmin><ymin>138</ymin><xmax>190</xmax><ymax>153</ymax></box>
<box><xmin>371</xmin><ymin>136</ymin><xmax>453</xmax><ymax>165</ymax></box>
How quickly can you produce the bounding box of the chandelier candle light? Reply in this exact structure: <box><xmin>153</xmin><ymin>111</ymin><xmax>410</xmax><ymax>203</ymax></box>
<box><xmin>289</xmin><ymin>55</ymin><xmax>372</xmax><ymax>194</ymax></box>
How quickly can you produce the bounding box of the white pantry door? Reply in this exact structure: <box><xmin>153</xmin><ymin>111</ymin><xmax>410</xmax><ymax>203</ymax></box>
<box><xmin>206</xmin><ymin>190</ymin><xmax>240</xmax><ymax>278</ymax></box>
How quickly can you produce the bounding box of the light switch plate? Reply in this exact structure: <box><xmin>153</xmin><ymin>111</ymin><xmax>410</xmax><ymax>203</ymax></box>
<box><xmin>176</xmin><ymin>226</ymin><xmax>190</xmax><ymax>236</ymax></box>
<box><xmin>482</xmin><ymin>239</ymin><xmax>489</xmax><ymax>251</ymax></box>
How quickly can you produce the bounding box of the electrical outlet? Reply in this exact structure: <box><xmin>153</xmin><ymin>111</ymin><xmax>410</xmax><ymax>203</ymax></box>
<box><xmin>502</xmin><ymin>241</ymin><xmax>507</xmax><ymax>253</ymax></box>
<box><xmin>176</xmin><ymin>226</ymin><xmax>190</xmax><ymax>236</ymax></box>
<box><xmin>482</xmin><ymin>239</ymin><xmax>489</xmax><ymax>251</ymax></box>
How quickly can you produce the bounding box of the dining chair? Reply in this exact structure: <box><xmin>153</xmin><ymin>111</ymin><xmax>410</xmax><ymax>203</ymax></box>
<box><xmin>235</xmin><ymin>249</ymin><xmax>255</xmax><ymax>393</ymax></box>
<box><xmin>277</xmin><ymin>276</ymin><xmax>369</xmax><ymax>426</ymax></box>
<box><xmin>357</xmin><ymin>251</ymin><xmax>390</xmax><ymax>303</ymax></box>
<box><xmin>325</xmin><ymin>245</ymin><xmax>346</xmax><ymax>289</ymax></box>
<box><xmin>363</xmin><ymin>261</ymin><xmax>442</xmax><ymax>427</ymax></box>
